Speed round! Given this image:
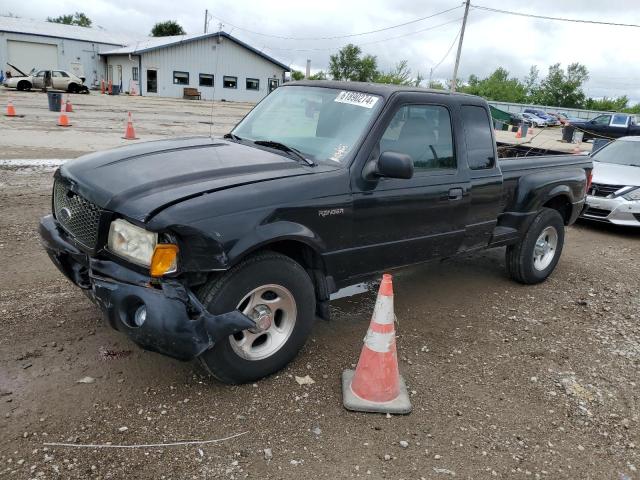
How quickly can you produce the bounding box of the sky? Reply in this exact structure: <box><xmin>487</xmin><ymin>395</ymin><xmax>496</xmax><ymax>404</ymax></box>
<box><xmin>4</xmin><ymin>0</ymin><xmax>640</xmax><ymax>103</ymax></box>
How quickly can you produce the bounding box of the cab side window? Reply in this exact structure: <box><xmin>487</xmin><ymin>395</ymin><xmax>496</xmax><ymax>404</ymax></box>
<box><xmin>461</xmin><ymin>105</ymin><xmax>495</xmax><ymax>170</ymax></box>
<box><xmin>379</xmin><ymin>105</ymin><xmax>455</xmax><ymax>171</ymax></box>
<box><xmin>592</xmin><ymin>115</ymin><xmax>611</xmax><ymax>125</ymax></box>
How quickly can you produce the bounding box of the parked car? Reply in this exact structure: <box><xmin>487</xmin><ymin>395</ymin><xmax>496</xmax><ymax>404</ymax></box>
<box><xmin>522</xmin><ymin>112</ymin><xmax>549</xmax><ymax>127</ymax></box>
<box><xmin>555</xmin><ymin>112</ymin><xmax>584</xmax><ymax>124</ymax></box>
<box><xmin>3</xmin><ymin>63</ymin><xmax>88</xmax><ymax>93</ymax></box>
<box><xmin>581</xmin><ymin>136</ymin><xmax>640</xmax><ymax>226</ymax></box>
<box><xmin>39</xmin><ymin>81</ymin><xmax>592</xmax><ymax>383</ymax></box>
<box><xmin>571</xmin><ymin>113</ymin><xmax>640</xmax><ymax>141</ymax></box>
<box><xmin>543</xmin><ymin>113</ymin><xmax>562</xmax><ymax>126</ymax></box>
<box><xmin>523</xmin><ymin>108</ymin><xmax>556</xmax><ymax>124</ymax></box>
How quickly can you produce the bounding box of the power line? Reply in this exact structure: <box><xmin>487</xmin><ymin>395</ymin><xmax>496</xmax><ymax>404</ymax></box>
<box><xmin>431</xmin><ymin>27</ymin><xmax>461</xmax><ymax>75</ymax></box>
<box><xmin>260</xmin><ymin>17</ymin><xmax>462</xmax><ymax>53</ymax></box>
<box><xmin>212</xmin><ymin>4</ymin><xmax>464</xmax><ymax>41</ymax></box>
<box><xmin>471</xmin><ymin>3</ymin><xmax>640</xmax><ymax>28</ymax></box>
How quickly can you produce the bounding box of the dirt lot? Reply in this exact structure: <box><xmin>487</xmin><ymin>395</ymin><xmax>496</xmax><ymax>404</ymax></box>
<box><xmin>1</xmin><ymin>89</ymin><xmax>638</xmax><ymax>479</ymax></box>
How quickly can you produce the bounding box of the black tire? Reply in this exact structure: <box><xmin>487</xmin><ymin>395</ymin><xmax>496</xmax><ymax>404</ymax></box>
<box><xmin>197</xmin><ymin>252</ymin><xmax>316</xmax><ymax>384</ymax></box>
<box><xmin>17</xmin><ymin>80</ymin><xmax>31</xmax><ymax>91</ymax></box>
<box><xmin>506</xmin><ymin>208</ymin><xmax>565</xmax><ymax>284</ymax></box>
<box><xmin>68</xmin><ymin>83</ymin><xmax>78</xmax><ymax>94</ymax></box>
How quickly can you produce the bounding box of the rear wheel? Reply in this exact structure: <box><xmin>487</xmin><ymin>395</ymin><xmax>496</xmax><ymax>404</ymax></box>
<box><xmin>197</xmin><ymin>252</ymin><xmax>316</xmax><ymax>384</ymax></box>
<box><xmin>68</xmin><ymin>83</ymin><xmax>79</xmax><ymax>94</ymax></box>
<box><xmin>506</xmin><ymin>208</ymin><xmax>565</xmax><ymax>284</ymax></box>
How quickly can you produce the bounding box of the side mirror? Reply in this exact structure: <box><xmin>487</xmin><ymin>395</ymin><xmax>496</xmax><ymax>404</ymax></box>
<box><xmin>372</xmin><ymin>151</ymin><xmax>414</xmax><ymax>180</ymax></box>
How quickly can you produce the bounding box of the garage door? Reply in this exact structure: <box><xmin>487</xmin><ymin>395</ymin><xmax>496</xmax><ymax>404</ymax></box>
<box><xmin>7</xmin><ymin>40</ymin><xmax>58</xmax><ymax>75</ymax></box>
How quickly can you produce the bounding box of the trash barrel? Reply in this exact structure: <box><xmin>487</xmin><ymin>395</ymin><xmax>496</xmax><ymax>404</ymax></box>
<box><xmin>520</xmin><ymin>124</ymin><xmax>529</xmax><ymax>137</ymax></box>
<box><xmin>47</xmin><ymin>92</ymin><xmax>62</xmax><ymax>112</ymax></box>
<box><xmin>562</xmin><ymin>125</ymin><xmax>575</xmax><ymax>143</ymax></box>
<box><xmin>111</xmin><ymin>85</ymin><xmax>121</xmax><ymax>95</ymax></box>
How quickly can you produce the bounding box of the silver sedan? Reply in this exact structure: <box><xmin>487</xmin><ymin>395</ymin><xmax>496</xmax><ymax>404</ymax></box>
<box><xmin>582</xmin><ymin>136</ymin><xmax>640</xmax><ymax>226</ymax></box>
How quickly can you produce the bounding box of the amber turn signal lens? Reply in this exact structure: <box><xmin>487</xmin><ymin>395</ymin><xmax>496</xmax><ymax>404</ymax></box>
<box><xmin>150</xmin><ymin>244</ymin><xmax>178</xmax><ymax>277</ymax></box>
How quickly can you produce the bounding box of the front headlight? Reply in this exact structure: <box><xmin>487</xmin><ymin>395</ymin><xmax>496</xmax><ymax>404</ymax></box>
<box><xmin>108</xmin><ymin>219</ymin><xmax>157</xmax><ymax>266</ymax></box>
<box><xmin>622</xmin><ymin>187</ymin><xmax>640</xmax><ymax>201</ymax></box>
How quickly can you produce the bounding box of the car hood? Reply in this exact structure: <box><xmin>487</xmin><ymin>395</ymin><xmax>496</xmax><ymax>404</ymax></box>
<box><xmin>592</xmin><ymin>161</ymin><xmax>640</xmax><ymax>187</ymax></box>
<box><xmin>59</xmin><ymin>136</ymin><xmax>321</xmax><ymax>222</ymax></box>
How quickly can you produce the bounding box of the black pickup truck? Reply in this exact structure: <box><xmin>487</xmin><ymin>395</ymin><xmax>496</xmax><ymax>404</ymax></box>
<box><xmin>572</xmin><ymin>112</ymin><xmax>640</xmax><ymax>141</ymax></box>
<box><xmin>40</xmin><ymin>81</ymin><xmax>592</xmax><ymax>383</ymax></box>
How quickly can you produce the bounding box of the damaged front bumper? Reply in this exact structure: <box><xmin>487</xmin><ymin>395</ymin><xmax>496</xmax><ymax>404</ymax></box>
<box><xmin>39</xmin><ymin>214</ymin><xmax>255</xmax><ymax>360</ymax></box>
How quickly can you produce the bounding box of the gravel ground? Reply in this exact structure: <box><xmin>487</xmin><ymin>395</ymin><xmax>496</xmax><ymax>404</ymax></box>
<box><xmin>1</xmin><ymin>165</ymin><xmax>638</xmax><ymax>480</ymax></box>
<box><xmin>0</xmin><ymin>89</ymin><xmax>637</xmax><ymax>479</ymax></box>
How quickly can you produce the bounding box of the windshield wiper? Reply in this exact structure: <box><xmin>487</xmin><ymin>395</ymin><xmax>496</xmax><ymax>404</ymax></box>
<box><xmin>253</xmin><ymin>140</ymin><xmax>315</xmax><ymax>166</ymax></box>
<box><xmin>223</xmin><ymin>133</ymin><xmax>243</xmax><ymax>142</ymax></box>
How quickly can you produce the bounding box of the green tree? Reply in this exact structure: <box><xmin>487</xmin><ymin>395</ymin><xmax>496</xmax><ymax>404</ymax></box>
<box><xmin>460</xmin><ymin>67</ymin><xmax>527</xmax><ymax>102</ymax></box>
<box><xmin>291</xmin><ymin>70</ymin><xmax>305</xmax><ymax>81</ymax></box>
<box><xmin>308</xmin><ymin>71</ymin><xmax>328</xmax><ymax>80</ymax></box>
<box><xmin>374</xmin><ymin>60</ymin><xmax>412</xmax><ymax>85</ymax></box>
<box><xmin>329</xmin><ymin>44</ymin><xmax>378</xmax><ymax>82</ymax></box>
<box><xmin>529</xmin><ymin>63</ymin><xmax>589</xmax><ymax>108</ymax></box>
<box><xmin>584</xmin><ymin>96</ymin><xmax>629</xmax><ymax>111</ymax></box>
<box><xmin>151</xmin><ymin>20</ymin><xmax>186</xmax><ymax>37</ymax></box>
<box><xmin>47</xmin><ymin>12</ymin><xmax>92</xmax><ymax>27</ymax></box>
<box><xmin>427</xmin><ymin>80</ymin><xmax>446</xmax><ymax>90</ymax></box>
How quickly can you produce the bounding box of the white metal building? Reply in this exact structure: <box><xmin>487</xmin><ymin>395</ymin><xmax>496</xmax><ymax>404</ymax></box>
<box><xmin>0</xmin><ymin>16</ymin><xmax>129</xmax><ymax>87</ymax></box>
<box><xmin>101</xmin><ymin>32</ymin><xmax>290</xmax><ymax>102</ymax></box>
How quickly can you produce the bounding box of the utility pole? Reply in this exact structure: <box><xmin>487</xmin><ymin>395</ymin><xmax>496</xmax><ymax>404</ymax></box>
<box><xmin>451</xmin><ymin>0</ymin><xmax>470</xmax><ymax>92</ymax></box>
<box><xmin>305</xmin><ymin>59</ymin><xmax>311</xmax><ymax>79</ymax></box>
<box><xmin>204</xmin><ymin>9</ymin><xmax>208</xmax><ymax>33</ymax></box>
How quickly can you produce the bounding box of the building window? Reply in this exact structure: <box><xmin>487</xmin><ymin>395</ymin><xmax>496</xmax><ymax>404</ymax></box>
<box><xmin>246</xmin><ymin>78</ymin><xmax>259</xmax><ymax>90</ymax></box>
<box><xmin>132</xmin><ymin>67</ymin><xmax>139</xmax><ymax>82</ymax></box>
<box><xmin>223</xmin><ymin>76</ymin><xmax>237</xmax><ymax>89</ymax></box>
<box><xmin>173</xmin><ymin>71</ymin><xmax>189</xmax><ymax>85</ymax></box>
<box><xmin>199</xmin><ymin>74</ymin><xmax>214</xmax><ymax>87</ymax></box>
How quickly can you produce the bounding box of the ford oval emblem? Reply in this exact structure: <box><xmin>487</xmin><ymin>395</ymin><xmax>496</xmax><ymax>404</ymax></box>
<box><xmin>59</xmin><ymin>207</ymin><xmax>72</xmax><ymax>222</ymax></box>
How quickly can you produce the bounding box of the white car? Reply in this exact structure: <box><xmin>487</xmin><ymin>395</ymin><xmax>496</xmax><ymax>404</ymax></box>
<box><xmin>3</xmin><ymin>64</ymin><xmax>88</xmax><ymax>93</ymax></box>
<box><xmin>582</xmin><ymin>136</ymin><xmax>640</xmax><ymax>227</ymax></box>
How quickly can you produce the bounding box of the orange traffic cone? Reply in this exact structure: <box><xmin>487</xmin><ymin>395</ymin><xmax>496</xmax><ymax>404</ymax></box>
<box><xmin>5</xmin><ymin>101</ymin><xmax>16</xmax><ymax>117</ymax></box>
<box><xmin>108</xmin><ymin>80</ymin><xmax>113</xmax><ymax>95</ymax></box>
<box><xmin>65</xmin><ymin>95</ymin><xmax>73</xmax><ymax>112</ymax></box>
<box><xmin>572</xmin><ymin>145</ymin><xmax>582</xmax><ymax>155</ymax></box>
<box><xmin>122</xmin><ymin>112</ymin><xmax>138</xmax><ymax>140</ymax></box>
<box><xmin>100</xmin><ymin>79</ymin><xmax>105</xmax><ymax>94</ymax></box>
<box><xmin>57</xmin><ymin>102</ymin><xmax>71</xmax><ymax>127</ymax></box>
<box><xmin>342</xmin><ymin>274</ymin><xmax>412</xmax><ymax>414</ymax></box>
<box><xmin>515</xmin><ymin>125</ymin><xmax>522</xmax><ymax>139</ymax></box>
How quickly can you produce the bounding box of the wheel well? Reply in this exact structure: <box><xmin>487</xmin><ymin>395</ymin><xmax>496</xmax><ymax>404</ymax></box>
<box><xmin>543</xmin><ymin>195</ymin><xmax>571</xmax><ymax>224</ymax></box>
<box><xmin>256</xmin><ymin>240</ymin><xmax>333</xmax><ymax>316</ymax></box>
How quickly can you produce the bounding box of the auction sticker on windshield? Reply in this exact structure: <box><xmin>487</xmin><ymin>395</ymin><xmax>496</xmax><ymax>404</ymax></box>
<box><xmin>334</xmin><ymin>91</ymin><xmax>379</xmax><ymax>108</ymax></box>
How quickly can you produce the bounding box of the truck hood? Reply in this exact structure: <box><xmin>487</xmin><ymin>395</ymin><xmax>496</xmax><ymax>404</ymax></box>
<box><xmin>592</xmin><ymin>161</ymin><xmax>640</xmax><ymax>188</ymax></box>
<box><xmin>59</xmin><ymin>137</ymin><xmax>318</xmax><ymax>222</ymax></box>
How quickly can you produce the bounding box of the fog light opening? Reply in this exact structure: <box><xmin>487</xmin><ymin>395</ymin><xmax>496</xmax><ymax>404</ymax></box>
<box><xmin>133</xmin><ymin>305</ymin><xmax>147</xmax><ymax>327</ymax></box>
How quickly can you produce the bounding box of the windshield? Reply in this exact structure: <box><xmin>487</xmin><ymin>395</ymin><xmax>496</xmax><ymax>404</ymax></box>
<box><xmin>232</xmin><ymin>86</ymin><xmax>383</xmax><ymax>164</ymax></box>
<box><xmin>593</xmin><ymin>140</ymin><xmax>640</xmax><ymax>167</ymax></box>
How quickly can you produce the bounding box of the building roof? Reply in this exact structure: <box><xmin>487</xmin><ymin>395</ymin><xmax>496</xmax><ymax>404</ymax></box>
<box><xmin>0</xmin><ymin>16</ymin><xmax>130</xmax><ymax>46</ymax></box>
<box><xmin>102</xmin><ymin>31</ymin><xmax>290</xmax><ymax>71</ymax></box>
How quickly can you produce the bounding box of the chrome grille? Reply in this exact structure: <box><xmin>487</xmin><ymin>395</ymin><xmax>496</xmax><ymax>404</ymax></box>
<box><xmin>589</xmin><ymin>183</ymin><xmax>625</xmax><ymax>198</ymax></box>
<box><xmin>53</xmin><ymin>179</ymin><xmax>102</xmax><ymax>249</ymax></box>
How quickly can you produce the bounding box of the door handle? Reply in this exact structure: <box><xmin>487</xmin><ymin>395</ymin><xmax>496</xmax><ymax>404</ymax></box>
<box><xmin>448</xmin><ymin>188</ymin><xmax>463</xmax><ymax>201</ymax></box>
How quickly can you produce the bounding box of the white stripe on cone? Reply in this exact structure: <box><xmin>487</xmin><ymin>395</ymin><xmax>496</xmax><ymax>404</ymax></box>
<box><xmin>363</xmin><ymin>330</ymin><xmax>395</xmax><ymax>353</ymax></box>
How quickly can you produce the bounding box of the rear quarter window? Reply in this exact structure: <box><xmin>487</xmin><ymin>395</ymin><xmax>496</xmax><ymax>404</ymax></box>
<box><xmin>461</xmin><ymin>105</ymin><xmax>495</xmax><ymax>170</ymax></box>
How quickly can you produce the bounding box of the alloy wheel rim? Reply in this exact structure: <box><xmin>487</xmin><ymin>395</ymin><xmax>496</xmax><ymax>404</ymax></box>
<box><xmin>230</xmin><ymin>284</ymin><xmax>297</xmax><ymax>361</ymax></box>
<box><xmin>533</xmin><ymin>226</ymin><xmax>558</xmax><ymax>271</ymax></box>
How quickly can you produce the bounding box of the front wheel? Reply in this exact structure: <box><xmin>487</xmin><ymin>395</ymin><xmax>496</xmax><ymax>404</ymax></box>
<box><xmin>197</xmin><ymin>252</ymin><xmax>316</xmax><ymax>384</ymax></box>
<box><xmin>506</xmin><ymin>208</ymin><xmax>565</xmax><ymax>284</ymax></box>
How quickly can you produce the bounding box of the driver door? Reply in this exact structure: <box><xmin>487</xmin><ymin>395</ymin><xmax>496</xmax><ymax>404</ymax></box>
<box><xmin>346</xmin><ymin>99</ymin><xmax>470</xmax><ymax>279</ymax></box>
<box><xmin>32</xmin><ymin>71</ymin><xmax>46</xmax><ymax>89</ymax></box>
